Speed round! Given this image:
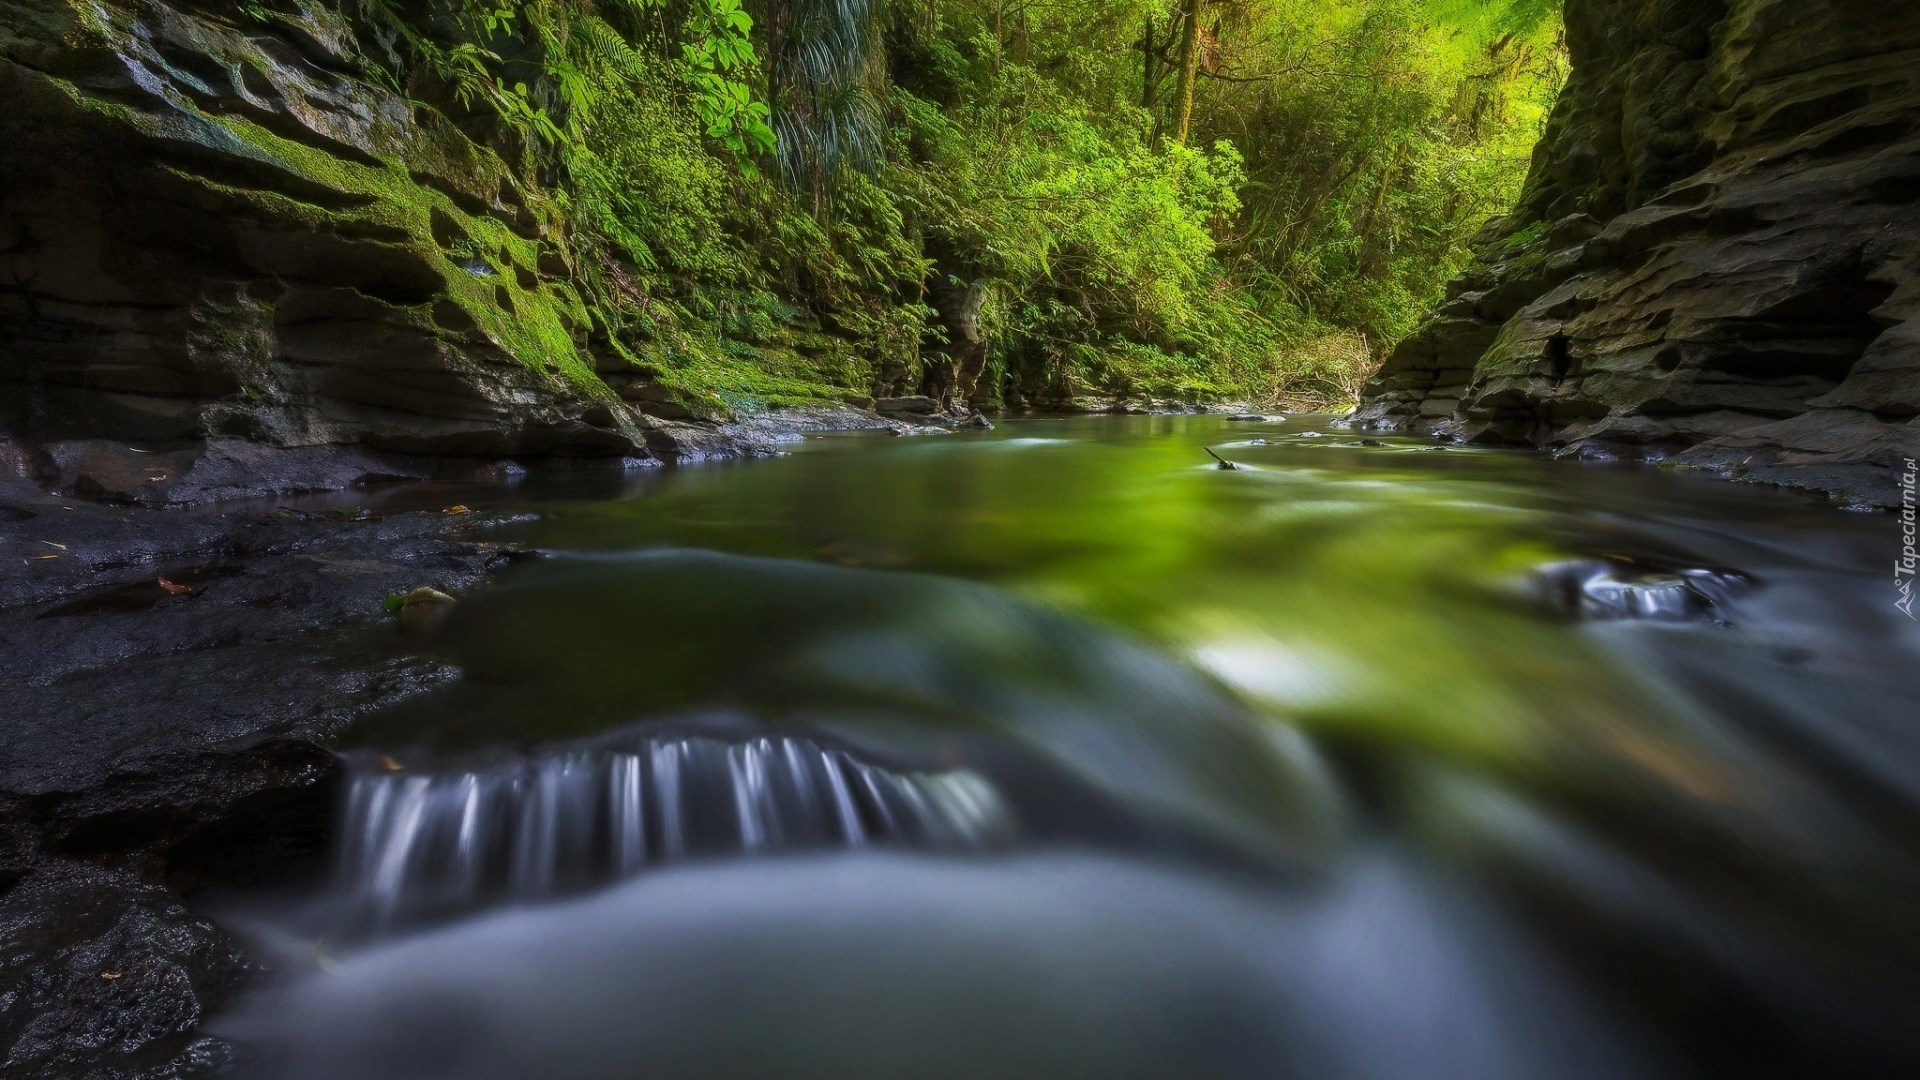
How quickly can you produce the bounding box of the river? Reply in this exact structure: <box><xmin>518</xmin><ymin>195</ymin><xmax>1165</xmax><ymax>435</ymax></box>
<box><xmin>210</xmin><ymin>415</ymin><xmax>1920</xmax><ymax>1078</ymax></box>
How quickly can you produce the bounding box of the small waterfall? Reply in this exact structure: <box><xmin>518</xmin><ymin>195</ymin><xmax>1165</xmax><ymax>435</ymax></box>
<box><xmin>1530</xmin><ymin>558</ymin><xmax>1750</xmax><ymax>623</ymax></box>
<box><xmin>334</xmin><ymin>733</ymin><xmax>1015</xmax><ymax>930</ymax></box>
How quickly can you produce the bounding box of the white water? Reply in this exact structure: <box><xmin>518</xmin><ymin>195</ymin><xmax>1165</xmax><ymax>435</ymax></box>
<box><xmin>211</xmin><ymin>416</ymin><xmax>1920</xmax><ymax>1076</ymax></box>
<box><xmin>222</xmin><ymin>851</ymin><xmax>1664</xmax><ymax>1080</ymax></box>
<box><xmin>336</xmin><ymin>733</ymin><xmax>1014</xmax><ymax>930</ymax></box>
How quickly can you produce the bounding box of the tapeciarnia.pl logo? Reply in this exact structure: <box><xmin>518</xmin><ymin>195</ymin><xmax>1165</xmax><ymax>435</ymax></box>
<box><xmin>1899</xmin><ymin>458</ymin><xmax>1917</xmax><ymax>620</ymax></box>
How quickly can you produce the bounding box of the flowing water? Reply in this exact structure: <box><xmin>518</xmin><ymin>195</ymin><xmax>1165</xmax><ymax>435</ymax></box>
<box><xmin>217</xmin><ymin>415</ymin><xmax>1920</xmax><ymax>1078</ymax></box>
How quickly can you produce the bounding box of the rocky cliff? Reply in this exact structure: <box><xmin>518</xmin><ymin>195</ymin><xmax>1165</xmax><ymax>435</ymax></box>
<box><xmin>1355</xmin><ymin>0</ymin><xmax>1920</xmax><ymax>505</ymax></box>
<box><xmin>0</xmin><ymin>0</ymin><xmax>686</xmax><ymax>491</ymax></box>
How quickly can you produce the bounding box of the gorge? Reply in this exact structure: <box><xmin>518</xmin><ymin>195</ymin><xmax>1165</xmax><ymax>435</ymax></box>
<box><xmin>3</xmin><ymin>1</ymin><xmax>1918</xmax><ymax>1077</ymax></box>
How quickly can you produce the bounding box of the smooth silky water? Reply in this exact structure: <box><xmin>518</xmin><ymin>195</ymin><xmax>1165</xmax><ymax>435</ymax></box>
<box><xmin>214</xmin><ymin>415</ymin><xmax>1920</xmax><ymax>1078</ymax></box>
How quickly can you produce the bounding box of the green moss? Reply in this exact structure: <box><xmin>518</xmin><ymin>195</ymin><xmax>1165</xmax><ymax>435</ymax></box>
<box><xmin>48</xmin><ymin>19</ymin><xmax>606</xmax><ymax>398</ymax></box>
<box><xmin>50</xmin><ymin>0</ymin><xmax>1564</xmax><ymax>423</ymax></box>
<box><xmin>1495</xmin><ymin>219</ymin><xmax>1550</xmax><ymax>252</ymax></box>
<box><xmin>646</xmin><ymin>334</ymin><xmax>866</xmax><ymax>415</ymax></box>
<box><xmin>200</xmin><ymin>112</ymin><xmax>606</xmax><ymax>392</ymax></box>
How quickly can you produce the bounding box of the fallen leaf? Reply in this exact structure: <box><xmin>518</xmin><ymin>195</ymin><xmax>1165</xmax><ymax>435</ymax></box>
<box><xmin>157</xmin><ymin>576</ymin><xmax>201</xmax><ymax>597</ymax></box>
<box><xmin>100</xmin><ymin>971</ymin><xmax>123</xmax><ymax>980</ymax></box>
<box><xmin>378</xmin><ymin>755</ymin><xmax>405</xmax><ymax>772</ymax></box>
<box><xmin>31</xmin><ymin>554</ymin><xmax>59</xmax><ymax>561</ymax></box>
<box><xmin>441</xmin><ymin>504</ymin><xmax>472</xmax><ymax>515</ymax></box>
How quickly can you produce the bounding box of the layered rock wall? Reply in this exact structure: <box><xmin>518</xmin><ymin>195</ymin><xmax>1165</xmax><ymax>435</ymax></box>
<box><xmin>1356</xmin><ymin>0</ymin><xmax>1920</xmax><ymax>504</ymax></box>
<box><xmin>0</xmin><ymin>0</ymin><xmax>649</xmax><ymax>464</ymax></box>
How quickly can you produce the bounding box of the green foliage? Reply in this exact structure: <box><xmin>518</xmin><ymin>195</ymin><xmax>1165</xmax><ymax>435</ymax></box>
<box><xmin>682</xmin><ymin>0</ymin><xmax>777</xmax><ymax>159</ymax></box>
<box><xmin>765</xmin><ymin>0</ymin><xmax>889</xmax><ymax>208</ymax></box>
<box><xmin>355</xmin><ymin>1</ymin><xmax>769</xmax><ymax>165</ymax></box>
<box><xmin>1198</xmin><ymin>0</ymin><xmax>1566</xmax><ymax>342</ymax></box>
<box><xmin>332</xmin><ymin>0</ymin><xmax>1562</xmax><ymax>411</ymax></box>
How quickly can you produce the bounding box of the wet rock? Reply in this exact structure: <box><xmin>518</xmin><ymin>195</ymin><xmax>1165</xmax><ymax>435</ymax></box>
<box><xmin>1528</xmin><ymin>557</ymin><xmax>1751</xmax><ymax>624</ymax></box>
<box><xmin>876</xmin><ymin>396</ymin><xmax>941</xmax><ymax>416</ymax></box>
<box><xmin>635</xmin><ymin>399</ymin><xmax>695</xmax><ymax>421</ymax></box>
<box><xmin>0</xmin><ymin>864</ymin><xmax>247</xmax><ymax>1080</ymax></box>
<box><xmin>615</xmin><ymin>382</ymin><xmax>697</xmax><ymax>422</ymax></box>
<box><xmin>634</xmin><ymin>406</ymin><xmax>912</xmax><ymax>463</ymax></box>
<box><xmin>1356</xmin><ymin>0</ymin><xmax>1920</xmax><ymax>505</ymax></box>
<box><xmin>31</xmin><ymin>439</ymin><xmax>439</xmax><ymax>507</ymax></box>
<box><xmin>0</xmin><ymin>514</ymin><xmax>497</xmax><ymax>791</ymax></box>
<box><xmin>0</xmin><ymin>477</ymin><xmax>524</xmax><ymax>1075</ymax></box>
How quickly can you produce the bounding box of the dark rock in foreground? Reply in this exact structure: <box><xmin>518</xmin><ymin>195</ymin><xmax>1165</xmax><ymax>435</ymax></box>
<box><xmin>0</xmin><ymin>473</ymin><xmax>517</xmax><ymax>1075</ymax></box>
<box><xmin>0</xmin><ymin>864</ymin><xmax>245</xmax><ymax>1079</ymax></box>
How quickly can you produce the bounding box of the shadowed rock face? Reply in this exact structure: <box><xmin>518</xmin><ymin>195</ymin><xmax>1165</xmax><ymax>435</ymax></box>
<box><xmin>0</xmin><ymin>0</ymin><xmax>648</xmax><ymax>460</ymax></box>
<box><xmin>1356</xmin><ymin>0</ymin><xmax>1920</xmax><ymax>505</ymax></box>
<box><xmin>0</xmin><ymin>2</ymin><xmax>924</xmax><ymax>492</ymax></box>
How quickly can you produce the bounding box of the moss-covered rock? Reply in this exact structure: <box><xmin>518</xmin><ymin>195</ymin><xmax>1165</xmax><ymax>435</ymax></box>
<box><xmin>0</xmin><ymin>0</ymin><xmax>649</xmax><ymax>458</ymax></box>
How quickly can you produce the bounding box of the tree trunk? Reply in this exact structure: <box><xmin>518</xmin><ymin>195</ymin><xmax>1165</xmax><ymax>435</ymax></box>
<box><xmin>1141</xmin><ymin>19</ymin><xmax>1157</xmax><ymax>110</ymax></box>
<box><xmin>1171</xmin><ymin>0</ymin><xmax>1204</xmax><ymax>145</ymax></box>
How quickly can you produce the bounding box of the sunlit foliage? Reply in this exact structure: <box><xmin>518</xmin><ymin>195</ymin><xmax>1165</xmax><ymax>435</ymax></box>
<box><xmin>337</xmin><ymin>0</ymin><xmax>1563</xmax><ymax>409</ymax></box>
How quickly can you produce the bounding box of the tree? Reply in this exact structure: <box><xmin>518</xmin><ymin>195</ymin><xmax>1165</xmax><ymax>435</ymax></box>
<box><xmin>1170</xmin><ymin>0</ymin><xmax>1204</xmax><ymax>144</ymax></box>
<box><xmin>762</xmin><ymin>0</ymin><xmax>889</xmax><ymax>210</ymax></box>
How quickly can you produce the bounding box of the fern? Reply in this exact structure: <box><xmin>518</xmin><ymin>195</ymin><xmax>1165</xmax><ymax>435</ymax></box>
<box><xmin>577</xmin><ymin>15</ymin><xmax>650</xmax><ymax>83</ymax></box>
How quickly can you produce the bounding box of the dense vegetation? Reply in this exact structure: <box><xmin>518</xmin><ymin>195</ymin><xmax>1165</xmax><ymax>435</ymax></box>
<box><xmin>338</xmin><ymin>0</ymin><xmax>1564</xmax><ymax>413</ymax></box>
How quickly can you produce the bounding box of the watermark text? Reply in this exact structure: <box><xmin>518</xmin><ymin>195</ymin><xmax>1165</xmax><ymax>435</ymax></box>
<box><xmin>1899</xmin><ymin>458</ymin><xmax>1917</xmax><ymax>619</ymax></box>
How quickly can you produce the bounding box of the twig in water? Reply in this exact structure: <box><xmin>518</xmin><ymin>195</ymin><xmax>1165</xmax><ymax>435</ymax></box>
<box><xmin>1204</xmin><ymin>447</ymin><xmax>1238</xmax><ymax>471</ymax></box>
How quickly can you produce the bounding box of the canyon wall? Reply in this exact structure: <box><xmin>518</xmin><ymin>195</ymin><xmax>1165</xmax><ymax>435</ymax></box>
<box><xmin>7</xmin><ymin>1</ymin><xmax>1919</xmax><ymax>501</ymax></box>
<box><xmin>0</xmin><ymin>0</ymin><xmax>668</xmax><ymax>477</ymax></box>
<box><xmin>1355</xmin><ymin>0</ymin><xmax>1920</xmax><ymax>504</ymax></box>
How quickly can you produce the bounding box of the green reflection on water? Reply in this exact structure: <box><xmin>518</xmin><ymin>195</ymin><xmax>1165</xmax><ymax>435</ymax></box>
<box><xmin>330</xmin><ymin>414</ymin><xmax>1920</xmax><ymax>1056</ymax></box>
<box><xmin>482</xmin><ymin>416</ymin><xmax>1794</xmax><ymax>778</ymax></box>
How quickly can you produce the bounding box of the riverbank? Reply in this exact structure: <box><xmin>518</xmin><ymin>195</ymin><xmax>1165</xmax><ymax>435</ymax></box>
<box><xmin>4</xmin><ymin>402</ymin><xmax>1916</xmax><ymax>1076</ymax></box>
<box><xmin>0</xmin><ymin>471</ymin><xmax>518</xmax><ymax>1076</ymax></box>
<box><xmin>0</xmin><ymin>399</ymin><xmax>1007</xmax><ymax>1076</ymax></box>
